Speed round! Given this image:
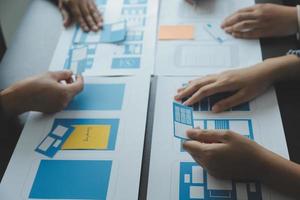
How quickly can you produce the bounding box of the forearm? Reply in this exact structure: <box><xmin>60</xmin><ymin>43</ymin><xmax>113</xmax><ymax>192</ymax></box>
<box><xmin>0</xmin><ymin>84</ymin><xmax>29</xmax><ymax>116</ymax></box>
<box><xmin>260</xmin><ymin>148</ymin><xmax>300</xmax><ymax>197</ymax></box>
<box><xmin>262</xmin><ymin>55</ymin><xmax>300</xmax><ymax>83</ymax></box>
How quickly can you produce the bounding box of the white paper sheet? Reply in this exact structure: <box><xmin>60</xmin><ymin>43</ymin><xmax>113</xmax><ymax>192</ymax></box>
<box><xmin>49</xmin><ymin>0</ymin><xmax>159</xmax><ymax>76</ymax></box>
<box><xmin>147</xmin><ymin>76</ymin><xmax>291</xmax><ymax>200</ymax></box>
<box><xmin>0</xmin><ymin>75</ymin><xmax>151</xmax><ymax>200</ymax></box>
<box><xmin>155</xmin><ymin>0</ymin><xmax>262</xmax><ymax>75</ymax></box>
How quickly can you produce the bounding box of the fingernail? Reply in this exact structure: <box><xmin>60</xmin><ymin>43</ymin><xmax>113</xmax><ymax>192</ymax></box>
<box><xmin>183</xmin><ymin>100</ymin><xmax>191</xmax><ymax>106</ymax></box>
<box><xmin>224</xmin><ymin>27</ymin><xmax>230</xmax><ymax>33</ymax></box>
<box><xmin>212</xmin><ymin>105</ymin><xmax>220</xmax><ymax>113</ymax></box>
<box><xmin>93</xmin><ymin>25</ymin><xmax>98</xmax><ymax>30</ymax></box>
<box><xmin>186</xmin><ymin>130</ymin><xmax>196</xmax><ymax>139</ymax></box>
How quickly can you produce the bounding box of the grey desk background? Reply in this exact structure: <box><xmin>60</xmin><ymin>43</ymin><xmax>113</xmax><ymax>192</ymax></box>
<box><xmin>1</xmin><ymin>0</ymin><xmax>300</xmax><ymax>199</ymax></box>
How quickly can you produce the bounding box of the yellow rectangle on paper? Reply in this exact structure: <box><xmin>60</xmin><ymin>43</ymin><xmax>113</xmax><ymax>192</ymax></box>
<box><xmin>61</xmin><ymin>125</ymin><xmax>111</xmax><ymax>150</ymax></box>
<box><xmin>158</xmin><ymin>25</ymin><xmax>194</xmax><ymax>40</ymax></box>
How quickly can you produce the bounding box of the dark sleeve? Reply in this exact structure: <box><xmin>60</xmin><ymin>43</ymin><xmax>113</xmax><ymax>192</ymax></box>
<box><xmin>47</xmin><ymin>0</ymin><xmax>59</xmax><ymax>6</ymax></box>
<box><xmin>0</xmin><ymin>24</ymin><xmax>6</xmax><ymax>62</ymax></box>
<box><xmin>287</xmin><ymin>49</ymin><xmax>300</xmax><ymax>57</ymax></box>
<box><xmin>0</xmin><ymin>96</ymin><xmax>22</xmax><ymax>182</ymax></box>
<box><xmin>282</xmin><ymin>0</ymin><xmax>300</xmax><ymax>6</ymax></box>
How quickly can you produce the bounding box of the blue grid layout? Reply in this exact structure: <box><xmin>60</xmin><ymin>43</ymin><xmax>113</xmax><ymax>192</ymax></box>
<box><xmin>63</xmin><ymin>0</ymin><xmax>107</xmax><ymax>74</ymax></box>
<box><xmin>112</xmin><ymin>3</ymin><xmax>148</xmax><ymax>69</ymax></box>
<box><xmin>180</xmin><ymin>119</ymin><xmax>254</xmax><ymax>152</ymax></box>
<box><xmin>63</xmin><ymin>0</ymin><xmax>149</xmax><ymax>71</ymax></box>
<box><xmin>174</xmin><ymin>103</ymin><xmax>194</xmax><ymax>126</ymax></box>
<box><xmin>194</xmin><ymin>119</ymin><xmax>254</xmax><ymax>140</ymax></box>
<box><xmin>64</xmin><ymin>44</ymin><xmax>97</xmax><ymax>74</ymax></box>
<box><xmin>173</xmin><ymin>102</ymin><xmax>194</xmax><ymax>139</ymax></box>
<box><xmin>182</xmin><ymin>92</ymin><xmax>250</xmax><ymax>112</ymax></box>
<box><xmin>122</xmin><ymin>6</ymin><xmax>147</xmax><ymax>15</ymax></box>
<box><xmin>179</xmin><ymin>162</ymin><xmax>262</xmax><ymax>200</ymax></box>
<box><xmin>126</xmin><ymin>30</ymin><xmax>144</xmax><ymax>41</ymax></box>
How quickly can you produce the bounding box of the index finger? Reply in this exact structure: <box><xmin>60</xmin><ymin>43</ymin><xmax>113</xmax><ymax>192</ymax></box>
<box><xmin>88</xmin><ymin>0</ymin><xmax>103</xmax><ymax>28</ymax></box>
<box><xmin>175</xmin><ymin>78</ymin><xmax>216</xmax><ymax>101</ymax></box>
<box><xmin>183</xmin><ymin>81</ymin><xmax>233</xmax><ymax>106</ymax></box>
<box><xmin>221</xmin><ymin>12</ymin><xmax>257</xmax><ymax>29</ymax></box>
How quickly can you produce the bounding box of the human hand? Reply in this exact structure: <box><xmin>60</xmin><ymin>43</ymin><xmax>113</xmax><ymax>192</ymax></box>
<box><xmin>183</xmin><ymin>129</ymin><xmax>268</xmax><ymax>180</ymax></box>
<box><xmin>174</xmin><ymin>62</ymin><xmax>276</xmax><ymax>113</ymax></box>
<box><xmin>58</xmin><ymin>0</ymin><xmax>103</xmax><ymax>32</ymax></box>
<box><xmin>0</xmin><ymin>71</ymin><xmax>84</xmax><ymax>115</ymax></box>
<box><xmin>185</xmin><ymin>0</ymin><xmax>197</xmax><ymax>5</ymax></box>
<box><xmin>221</xmin><ymin>4</ymin><xmax>298</xmax><ymax>38</ymax></box>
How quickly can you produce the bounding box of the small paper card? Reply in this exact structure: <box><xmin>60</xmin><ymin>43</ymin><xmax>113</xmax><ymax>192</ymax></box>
<box><xmin>173</xmin><ymin>102</ymin><xmax>194</xmax><ymax>139</ymax></box>
<box><xmin>35</xmin><ymin>125</ymin><xmax>74</xmax><ymax>158</ymax></box>
<box><xmin>203</xmin><ymin>23</ymin><xmax>231</xmax><ymax>43</ymax></box>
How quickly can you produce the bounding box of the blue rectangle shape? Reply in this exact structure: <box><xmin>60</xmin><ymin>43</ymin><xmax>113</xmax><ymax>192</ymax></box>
<box><xmin>29</xmin><ymin>160</ymin><xmax>112</xmax><ymax>199</ymax></box>
<box><xmin>124</xmin><ymin>0</ymin><xmax>147</xmax><ymax>4</ymax></box>
<box><xmin>66</xmin><ymin>83</ymin><xmax>125</xmax><ymax>110</ymax></box>
<box><xmin>101</xmin><ymin>21</ymin><xmax>127</xmax><ymax>43</ymax></box>
<box><xmin>73</xmin><ymin>21</ymin><xmax>126</xmax><ymax>44</ymax></box>
<box><xmin>96</xmin><ymin>0</ymin><xmax>107</xmax><ymax>5</ymax></box>
<box><xmin>111</xmin><ymin>57</ymin><xmax>140</xmax><ymax>69</ymax></box>
<box><xmin>232</xmin><ymin>102</ymin><xmax>250</xmax><ymax>111</ymax></box>
<box><xmin>126</xmin><ymin>31</ymin><xmax>144</xmax><ymax>41</ymax></box>
<box><xmin>35</xmin><ymin>125</ymin><xmax>74</xmax><ymax>158</ymax></box>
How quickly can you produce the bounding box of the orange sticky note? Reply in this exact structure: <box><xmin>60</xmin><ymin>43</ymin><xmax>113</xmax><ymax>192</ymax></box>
<box><xmin>159</xmin><ymin>25</ymin><xmax>195</xmax><ymax>40</ymax></box>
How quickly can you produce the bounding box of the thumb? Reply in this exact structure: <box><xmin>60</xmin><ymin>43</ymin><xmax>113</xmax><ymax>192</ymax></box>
<box><xmin>50</xmin><ymin>70</ymin><xmax>73</xmax><ymax>81</ymax></box>
<box><xmin>212</xmin><ymin>90</ymin><xmax>248</xmax><ymax>113</ymax></box>
<box><xmin>65</xmin><ymin>75</ymin><xmax>84</xmax><ymax>95</ymax></box>
<box><xmin>59</xmin><ymin>3</ymin><xmax>72</xmax><ymax>27</ymax></box>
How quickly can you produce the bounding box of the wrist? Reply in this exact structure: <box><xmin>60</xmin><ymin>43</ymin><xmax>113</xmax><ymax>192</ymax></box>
<box><xmin>262</xmin><ymin>55</ymin><xmax>300</xmax><ymax>83</ymax></box>
<box><xmin>297</xmin><ymin>5</ymin><xmax>300</xmax><ymax>33</ymax></box>
<box><xmin>288</xmin><ymin>6</ymin><xmax>298</xmax><ymax>33</ymax></box>
<box><xmin>0</xmin><ymin>84</ymin><xmax>29</xmax><ymax>115</ymax></box>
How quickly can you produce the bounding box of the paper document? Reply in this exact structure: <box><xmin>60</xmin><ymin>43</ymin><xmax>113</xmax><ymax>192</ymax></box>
<box><xmin>49</xmin><ymin>0</ymin><xmax>160</xmax><ymax>76</ymax></box>
<box><xmin>155</xmin><ymin>0</ymin><xmax>262</xmax><ymax>75</ymax></box>
<box><xmin>147</xmin><ymin>76</ymin><xmax>290</xmax><ymax>200</ymax></box>
<box><xmin>0</xmin><ymin>75</ymin><xmax>151</xmax><ymax>200</ymax></box>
